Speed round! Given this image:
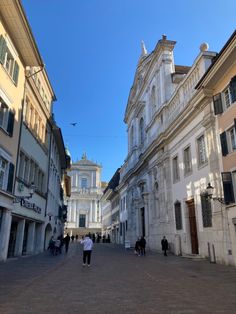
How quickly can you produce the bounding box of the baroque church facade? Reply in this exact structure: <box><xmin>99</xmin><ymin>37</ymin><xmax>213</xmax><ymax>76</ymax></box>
<box><xmin>66</xmin><ymin>154</ymin><xmax>103</xmax><ymax>236</ymax></box>
<box><xmin>119</xmin><ymin>34</ymin><xmax>236</xmax><ymax>265</ymax></box>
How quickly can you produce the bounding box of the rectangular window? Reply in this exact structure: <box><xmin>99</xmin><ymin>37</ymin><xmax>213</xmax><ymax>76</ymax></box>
<box><xmin>201</xmin><ymin>194</ymin><xmax>212</xmax><ymax>227</ymax></box>
<box><xmin>0</xmin><ymin>101</ymin><xmax>9</xmax><ymax>131</ymax></box>
<box><xmin>172</xmin><ymin>156</ymin><xmax>180</xmax><ymax>182</ymax></box>
<box><xmin>183</xmin><ymin>146</ymin><xmax>192</xmax><ymax>175</ymax></box>
<box><xmin>4</xmin><ymin>48</ymin><xmax>14</xmax><ymax>77</ymax></box>
<box><xmin>0</xmin><ymin>98</ymin><xmax>13</xmax><ymax>135</ymax></box>
<box><xmin>81</xmin><ymin>178</ymin><xmax>87</xmax><ymax>188</ymax></box>
<box><xmin>0</xmin><ymin>149</ymin><xmax>13</xmax><ymax>192</ymax></box>
<box><xmin>197</xmin><ymin>135</ymin><xmax>207</xmax><ymax>166</ymax></box>
<box><xmin>23</xmin><ymin>157</ymin><xmax>29</xmax><ymax>183</ymax></box>
<box><xmin>79</xmin><ymin>214</ymin><xmax>86</xmax><ymax>227</ymax></box>
<box><xmin>18</xmin><ymin>152</ymin><xmax>25</xmax><ymax>180</ymax></box>
<box><xmin>174</xmin><ymin>201</ymin><xmax>182</xmax><ymax>230</ymax></box>
<box><xmin>0</xmin><ymin>156</ymin><xmax>7</xmax><ymax>189</ymax></box>
<box><xmin>29</xmin><ymin>160</ymin><xmax>35</xmax><ymax>184</ymax></box>
<box><xmin>228</xmin><ymin>127</ymin><xmax>236</xmax><ymax>152</ymax></box>
<box><xmin>0</xmin><ymin>36</ymin><xmax>19</xmax><ymax>85</ymax></box>
<box><xmin>223</xmin><ymin>87</ymin><xmax>231</xmax><ymax>109</ymax></box>
<box><xmin>222</xmin><ymin>172</ymin><xmax>235</xmax><ymax>204</ymax></box>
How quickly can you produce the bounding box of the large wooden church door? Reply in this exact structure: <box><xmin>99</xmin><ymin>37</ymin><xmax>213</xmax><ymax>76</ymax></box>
<box><xmin>186</xmin><ymin>199</ymin><xmax>199</xmax><ymax>254</ymax></box>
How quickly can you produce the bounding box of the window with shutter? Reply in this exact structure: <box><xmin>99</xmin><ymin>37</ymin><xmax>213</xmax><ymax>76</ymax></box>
<box><xmin>7</xmin><ymin>111</ymin><xmax>14</xmax><ymax>137</ymax></box>
<box><xmin>13</xmin><ymin>61</ymin><xmax>19</xmax><ymax>85</ymax></box>
<box><xmin>230</xmin><ymin>76</ymin><xmax>236</xmax><ymax>103</ymax></box>
<box><xmin>0</xmin><ymin>35</ymin><xmax>7</xmax><ymax>64</ymax></box>
<box><xmin>0</xmin><ymin>36</ymin><xmax>20</xmax><ymax>85</ymax></box>
<box><xmin>220</xmin><ymin>132</ymin><xmax>228</xmax><ymax>156</ymax></box>
<box><xmin>0</xmin><ymin>149</ymin><xmax>13</xmax><ymax>193</ymax></box>
<box><xmin>222</xmin><ymin>172</ymin><xmax>235</xmax><ymax>204</ymax></box>
<box><xmin>213</xmin><ymin>93</ymin><xmax>223</xmax><ymax>115</ymax></box>
<box><xmin>0</xmin><ymin>156</ymin><xmax>7</xmax><ymax>189</ymax></box>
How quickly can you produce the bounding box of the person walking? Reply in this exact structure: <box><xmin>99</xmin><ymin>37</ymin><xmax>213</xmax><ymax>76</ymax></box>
<box><xmin>140</xmin><ymin>236</ymin><xmax>146</xmax><ymax>256</ymax></box>
<box><xmin>64</xmin><ymin>233</ymin><xmax>70</xmax><ymax>253</ymax></box>
<box><xmin>80</xmin><ymin>234</ymin><xmax>94</xmax><ymax>267</ymax></box>
<box><xmin>161</xmin><ymin>236</ymin><xmax>169</xmax><ymax>256</ymax></box>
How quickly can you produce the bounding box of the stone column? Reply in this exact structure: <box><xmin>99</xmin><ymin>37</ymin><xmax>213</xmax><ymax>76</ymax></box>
<box><xmin>14</xmin><ymin>219</ymin><xmax>25</xmax><ymax>256</ymax></box>
<box><xmin>89</xmin><ymin>201</ymin><xmax>93</xmax><ymax>224</ymax></box>
<box><xmin>0</xmin><ymin>209</ymin><xmax>12</xmax><ymax>261</ymax></box>
<box><xmin>26</xmin><ymin>222</ymin><xmax>36</xmax><ymax>254</ymax></box>
<box><xmin>94</xmin><ymin>200</ymin><xmax>98</xmax><ymax>222</ymax></box>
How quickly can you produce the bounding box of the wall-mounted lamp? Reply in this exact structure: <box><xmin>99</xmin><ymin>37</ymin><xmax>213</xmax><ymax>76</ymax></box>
<box><xmin>13</xmin><ymin>182</ymin><xmax>36</xmax><ymax>203</ymax></box>
<box><xmin>205</xmin><ymin>183</ymin><xmax>226</xmax><ymax>204</ymax></box>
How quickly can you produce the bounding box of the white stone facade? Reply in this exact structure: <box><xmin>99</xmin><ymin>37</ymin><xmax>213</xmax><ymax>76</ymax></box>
<box><xmin>119</xmin><ymin>36</ymin><xmax>231</xmax><ymax>264</ymax></box>
<box><xmin>67</xmin><ymin>155</ymin><xmax>103</xmax><ymax>235</ymax></box>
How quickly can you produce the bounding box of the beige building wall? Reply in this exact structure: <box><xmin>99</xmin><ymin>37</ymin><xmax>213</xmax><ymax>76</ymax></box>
<box><xmin>197</xmin><ymin>31</ymin><xmax>236</xmax><ymax>266</ymax></box>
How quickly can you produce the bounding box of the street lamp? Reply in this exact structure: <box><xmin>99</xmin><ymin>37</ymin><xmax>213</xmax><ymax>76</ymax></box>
<box><xmin>205</xmin><ymin>182</ymin><xmax>226</xmax><ymax>204</ymax></box>
<box><xmin>13</xmin><ymin>182</ymin><xmax>36</xmax><ymax>203</ymax></box>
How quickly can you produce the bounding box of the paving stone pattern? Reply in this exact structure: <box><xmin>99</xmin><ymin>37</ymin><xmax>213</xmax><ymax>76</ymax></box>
<box><xmin>0</xmin><ymin>243</ymin><xmax>236</xmax><ymax>314</ymax></box>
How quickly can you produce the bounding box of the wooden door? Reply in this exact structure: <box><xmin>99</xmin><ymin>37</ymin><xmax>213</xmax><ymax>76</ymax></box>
<box><xmin>186</xmin><ymin>200</ymin><xmax>199</xmax><ymax>254</ymax></box>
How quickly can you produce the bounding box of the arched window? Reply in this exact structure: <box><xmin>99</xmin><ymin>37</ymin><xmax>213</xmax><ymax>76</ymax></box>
<box><xmin>139</xmin><ymin>118</ymin><xmax>145</xmax><ymax>145</ymax></box>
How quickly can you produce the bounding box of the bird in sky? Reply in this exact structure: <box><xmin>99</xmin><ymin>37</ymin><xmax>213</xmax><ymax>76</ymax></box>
<box><xmin>70</xmin><ymin>122</ymin><xmax>77</xmax><ymax>126</ymax></box>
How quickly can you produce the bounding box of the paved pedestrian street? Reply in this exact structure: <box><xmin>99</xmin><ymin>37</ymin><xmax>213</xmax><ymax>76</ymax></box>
<box><xmin>0</xmin><ymin>244</ymin><xmax>236</xmax><ymax>314</ymax></box>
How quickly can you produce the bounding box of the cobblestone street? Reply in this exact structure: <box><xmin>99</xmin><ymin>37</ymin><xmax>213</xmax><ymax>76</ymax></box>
<box><xmin>0</xmin><ymin>243</ymin><xmax>236</xmax><ymax>314</ymax></box>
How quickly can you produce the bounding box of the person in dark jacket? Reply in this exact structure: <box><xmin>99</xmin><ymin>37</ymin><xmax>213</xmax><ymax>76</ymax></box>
<box><xmin>161</xmin><ymin>236</ymin><xmax>168</xmax><ymax>256</ymax></box>
<box><xmin>64</xmin><ymin>233</ymin><xmax>70</xmax><ymax>253</ymax></box>
<box><xmin>140</xmin><ymin>236</ymin><xmax>146</xmax><ymax>256</ymax></box>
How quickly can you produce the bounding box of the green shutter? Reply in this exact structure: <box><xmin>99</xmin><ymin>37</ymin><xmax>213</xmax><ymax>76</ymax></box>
<box><xmin>7</xmin><ymin>163</ymin><xmax>15</xmax><ymax>193</ymax></box>
<box><xmin>13</xmin><ymin>61</ymin><xmax>19</xmax><ymax>85</ymax></box>
<box><xmin>213</xmin><ymin>93</ymin><xmax>223</xmax><ymax>115</ymax></box>
<box><xmin>7</xmin><ymin>110</ymin><xmax>15</xmax><ymax>137</ymax></box>
<box><xmin>0</xmin><ymin>35</ymin><xmax>7</xmax><ymax>64</ymax></box>
<box><xmin>220</xmin><ymin>132</ymin><xmax>228</xmax><ymax>156</ymax></box>
<box><xmin>222</xmin><ymin>172</ymin><xmax>235</xmax><ymax>204</ymax></box>
<box><xmin>230</xmin><ymin>76</ymin><xmax>236</xmax><ymax>103</ymax></box>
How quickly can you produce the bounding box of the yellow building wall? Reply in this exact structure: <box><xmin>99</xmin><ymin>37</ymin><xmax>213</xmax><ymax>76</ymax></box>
<box><xmin>0</xmin><ymin>21</ymin><xmax>25</xmax><ymax>165</ymax></box>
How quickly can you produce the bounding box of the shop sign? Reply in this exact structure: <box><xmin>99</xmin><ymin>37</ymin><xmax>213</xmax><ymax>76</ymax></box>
<box><xmin>20</xmin><ymin>199</ymin><xmax>42</xmax><ymax>214</ymax></box>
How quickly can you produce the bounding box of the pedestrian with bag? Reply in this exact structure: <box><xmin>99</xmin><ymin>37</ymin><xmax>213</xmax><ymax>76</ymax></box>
<box><xmin>80</xmin><ymin>234</ymin><xmax>93</xmax><ymax>267</ymax></box>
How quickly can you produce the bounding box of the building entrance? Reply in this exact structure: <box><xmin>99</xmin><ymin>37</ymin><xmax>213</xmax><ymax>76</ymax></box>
<box><xmin>140</xmin><ymin>207</ymin><xmax>145</xmax><ymax>237</ymax></box>
<box><xmin>186</xmin><ymin>199</ymin><xmax>199</xmax><ymax>254</ymax></box>
<box><xmin>8</xmin><ymin>220</ymin><xmax>18</xmax><ymax>257</ymax></box>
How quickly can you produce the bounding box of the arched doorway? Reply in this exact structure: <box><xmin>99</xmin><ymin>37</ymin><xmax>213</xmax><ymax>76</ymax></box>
<box><xmin>44</xmin><ymin>223</ymin><xmax>52</xmax><ymax>250</ymax></box>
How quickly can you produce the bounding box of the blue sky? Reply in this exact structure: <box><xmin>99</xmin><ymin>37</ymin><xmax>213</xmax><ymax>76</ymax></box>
<box><xmin>22</xmin><ymin>0</ymin><xmax>236</xmax><ymax>182</ymax></box>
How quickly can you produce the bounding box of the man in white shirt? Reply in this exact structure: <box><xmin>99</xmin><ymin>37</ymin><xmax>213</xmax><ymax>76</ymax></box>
<box><xmin>80</xmin><ymin>235</ymin><xmax>94</xmax><ymax>267</ymax></box>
